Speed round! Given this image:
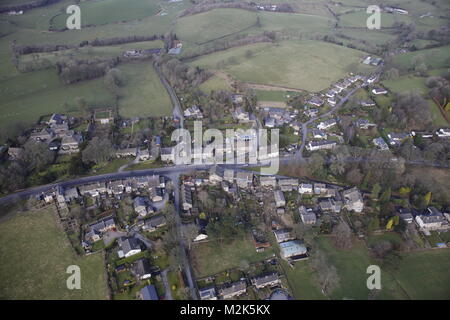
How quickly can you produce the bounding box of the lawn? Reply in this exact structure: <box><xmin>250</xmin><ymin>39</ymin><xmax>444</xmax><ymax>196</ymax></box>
<box><xmin>117</xmin><ymin>61</ymin><xmax>172</xmax><ymax>118</ymax></box>
<box><xmin>392</xmin><ymin>250</ymin><xmax>450</xmax><ymax>299</ymax></box>
<box><xmin>280</xmin><ymin>259</ymin><xmax>325</xmax><ymax>300</ymax></box>
<box><xmin>0</xmin><ymin>208</ymin><xmax>108</xmax><ymax>299</ymax></box>
<box><xmin>50</xmin><ymin>0</ymin><xmax>160</xmax><ymax>30</ymax></box>
<box><xmin>190</xmin><ymin>40</ymin><xmax>373</xmax><ymax>92</ymax></box>
<box><xmin>190</xmin><ymin>234</ymin><xmax>275</xmax><ymax>277</ymax></box>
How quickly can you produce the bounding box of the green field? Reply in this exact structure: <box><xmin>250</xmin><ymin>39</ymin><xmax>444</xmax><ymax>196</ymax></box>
<box><xmin>199</xmin><ymin>75</ymin><xmax>233</xmax><ymax>93</ymax></box>
<box><xmin>0</xmin><ymin>208</ymin><xmax>108</xmax><ymax>299</ymax></box>
<box><xmin>175</xmin><ymin>9</ymin><xmax>258</xmax><ymax>45</ymax></box>
<box><xmin>281</xmin><ymin>259</ymin><xmax>325</xmax><ymax>300</ymax></box>
<box><xmin>117</xmin><ymin>61</ymin><xmax>172</xmax><ymax>118</ymax></box>
<box><xmin>190</xmin><ymin>40</ymin><xmax>372</xmax><ymax>92</ymax></box>
<box><xmin>0</xmin><ymin>68</ymin><xmax>115</xmax><ymax>135</ymax></box>
<box><xmin>50</xmin><ymin>0</ymin><xmax>160</xmax><ymax>30</ymax></box>
<box><xmin>393</xmin><ymin>250</ymin><xmax>450</xmax><ymax>299</ymax></box>
<box><xmin>190</xmin><ymin>234</ymin><xmax>275</xmax><ymax>278</ymax></box>
<box><xmin>338</xmin><ymin>10</ymin><xmax>412</xmax><ymax>28</ymax></box>
<box><xmin>392</xmin><ymin>45</ymin><xmax>450</xmax><ymax>70</ymax></box>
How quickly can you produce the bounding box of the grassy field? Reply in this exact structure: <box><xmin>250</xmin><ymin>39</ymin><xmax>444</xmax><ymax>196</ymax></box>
<box><xmin>51</xmin><ymin>0</ymin><xmax>160</xmax><ymax>30</ymax></box>
<box><xmin>190</xmin><ymin>234</ymin><xmax>275</xmax><ymax>278</ymax></box>
<box><xmin>175</xmin><ymin>9</ymin><xmax>258</xmax><ymax>45</ymax></box>
<box><xmin>338</xmin><ymin>10</ymin><xmax>412</xmax><ymax>28</ymax></box>
<box><xmin>199</xmin><ymin>74</ymin><xmax>233</xmax><ymax>93</ymax></box>
<box><xmin>281</xmin><ymin>259</ymin><xmax>325</xmax><ymax>300</ymax></box>
<box><xmin>117</xmin><ymin>61</ymin><xmax>172</xmax><ymax>118</ymax></box>
<box><xmin>190</xmin><ymin>40</ymin><xmax>372</xmax><ymax>92</ymax></box>
<box><xmin>317</xmin><ymin>237</ymin><xmax>408</xmax><ymax>300</ymax></box>
<box><xmin>393</xmin><ymin>250</ymin><xmax>450</xmax><ymax>299</ymax></box>
<box><xmin>392</xmin><ymin>45</ymin><xmax>450</xmax><ymax>70</ymax></box>
<box><xmin>0</xmin><ymin>208</ymin><xmax>108</xmax><ymax>299</ymax></box>
<box><xmin>0</xmin><ymin>68</ymin><xmax>115</xmax><ymax>135</ymax></box>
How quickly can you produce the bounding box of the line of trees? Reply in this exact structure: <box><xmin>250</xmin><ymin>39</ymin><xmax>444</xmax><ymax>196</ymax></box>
<box><xmin>0</xmin><ymin>0</ymin><xmax>61</xmax><ymax>13</ymax></box>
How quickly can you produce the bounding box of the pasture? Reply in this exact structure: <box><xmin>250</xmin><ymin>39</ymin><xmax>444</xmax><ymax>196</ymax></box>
<box><xmin>199</xmin><ymin>75</ymin><xmax>233</xmax><ymax>93</ymax></box>
<box><xmin>190</xmin><ymin>234</ymin><xmax>275</xmax><ymax>278</ymax></box>
<box><xmin>0</xmin><ymin>208</ymin><xmax>108</xmax><ymax>299</ymax></box>
<box><xmin>391</xmin><ymin>45</ymin><xmax>450</xmax><ymax>70</ymax></box>
<box><xmin>0</xmin><ymin>68</ymin><xmax>115</xmax><ymax>135</ymax></box>
<box><xmin>50</xmin><ymin>0</ymin><xmax>160</xmax><ymax>30</ymax></box>
<box><xmin>190</xmin><ymin>40</ymin><xmax>372</xmax><ymax>92</ymax></box>
<box><xmin>175</xmin><ymin>9</ymin><xmax>258</xmax><ymax>45</ymax></box>
<box><xmin>338</xmin><ymin>10</ymin><xmax>412</xmax><ymax>28</ymax></box>
<box><xmin>117</xmin><ymin>61</ymin><xmax>172</xmax><ymax>118</ymax></box>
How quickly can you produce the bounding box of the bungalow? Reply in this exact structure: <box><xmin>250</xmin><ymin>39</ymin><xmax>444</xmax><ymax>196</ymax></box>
<box><xmin>29</xmin><ymin>128</ymin><xmax>55</xmax><ymax>143</ymax></box>
<box><xmin>415</xmin><ymin>207</ymin><xmax>449</xmax><ymax>232</ymax></box>
<box><xmin>232</xmin><ymin>94</ymin><xmax>244</xmax><ymax>104</ymax></box>
<box><xmin>299</xmin><ymin>206</ymin><xmax>317</xmax><ymax>225</ymax></box>
<box><xmin>118</xmin><ymin>237</ymin><xmax>142</xmax><ymax>258</ymax></box>
<box><xmin>373</xmin><ymin>137</ymin><xmax>389</xmax><ymax>150</ymax></box>
<box><xmin>325</xmin><ymin>90</ymin><xmax>335</xmax><ymax>98</ymax></box>
<box><xmin>181</xmin><ymin>185</ymin><xmax>193</xmax><ymax>211</ymax></box>
<box><xmin>260</xmin><ymin>175</ymin><xmax>277</xmax><ymax>188</ymax></box>
<box><xmin>86</xmin><ymin>216</ymin><xmax>116</xmax><ymax>242</ymax></box>
<box><xmin>142</xmin><ymin>215</ymin><xmax>167</xmax><ymax>232</ymax></box>
<box><xmin>133</xmin><ymin>196</ymin><xmax>153</xmax><ymax>217</ymax></box>
<box><xmin>306</xmin><ymin>140</ymin><xmax>337</xmax><ymax>151</ymax></box>
<box><xmin>236</xmin><ymin>171</ymin><xmax>253</xmax><ymax>189</ymax></box>
<box><xmin>184</xmin><ymin>105</ymin><xmax>203</xmax><ymax>119</ymax></box>
<box><xmin>78</xmin><ymin>182</ymin><xmax>107</xmax><ymax>197</ymax></box>
<box><xmin>308</xmin><ymin>97</ymin><xmax>324</xmax><ymax>107</ymax></box>
<box><xmin>312</xmin><ymin>129</ymin><xmax>327</xmax><ymax>139</ymax></box>
<box><xmin>436</xmin><ymin>128</ymin><xmax>450</xmax><ymax>138</ymax></box>
<box><xmin>223</xmin><ymin>169</ymin><xmax>234</xmax><ymax>183</ymax></box>
<box><xmin>116</xmin><ymin>148</ymin><xmax>137</xmax><ymax>158</ymax></box>
<box><xmin>233</xmin><ymin>107</ymin><xmax>250</xmax><ymax>122</ymax></box>
<box><xmin>317</xmin><ymin>119</ymin><xmax>337</xmax><ymax>130</ymax></box>
<box><xmin>355</xmin><ymin>119</ymin><xmax>376</xmax><ymax>129</ymax></box>
<box><xmin>361</xmin><ymin>100</ymin><xmax>376</xmax><ymax>107</ymax></box>
<box><xmin>327</xmin><ymin>97</ymin><xmax>337</xmax><ymax>106</ymax></box>
<box><xmin>367</xmin><ymin>75</ymin><xmax>378</xmax><ymax>84</ymax></box>
<box><xmin>7</xmin><ymin>147</ymin><xmax>23</xmax><ymax>160</ymax></box>
<box><xmin>209</xmin><ymin>166</ymin><xmax>223</xmax><ymax>184</ymax></box>
<box><xmin>64</xmin><ymin>187</ymin><xmax>79</xmax><ymax>201</ymax></box>
<box><xmin>49</xmin><ymin>113</ymin><xmax>67</xmax><ymax>125</ymax></box>
<box><xmin>219</xmin><ymin>281</ymin><xmax>247</xmax><ymax>299</ymax></box>
<box><xmin>279</xmin><ymin>240</ymin><xmax>307</xmax><ymax>259</ymax></box>
<box><xmin>59</xmin><ymin>134</ymin><xmax>82</xmax><ymax>154</ymax></box>
<box><xmin>264</xmin><ymin>116</ymin><xmax>276</xmax><ymax>128</ymax></box>
<box><xmin>372</xmin><ymin>87</ymin><xmax>388</xmax><ymax>95</ymax></box>
<box><xmin>132</xmin><ymin>259</ymin><xmax>152</xmax><ymax>280</ymax></box>
<box><xmin>274</xmin><ymin>190</ymin><xmax>286</xmax><ymax>207</ymax></box>
<box><xmin>278</xmin><ymin>178</ymin><xmax>298</xmax><ymax>192</ymax></box>
<box><xmin>107</xmin><ymin>180</ymin><xmax>124</xmax><ymax>195</ymax></box>
<box><xmin>160</xmin><ymin>147</ymin><xmax>174</xmax><ymax>163</ymax></box>
<box><xmin>304</xmin><ymin>108</ymin><xmax>319</xmax><ymax>118</ymax></box>
<box><xmin>140</xmin><ymin>285</ymin><xmax>159</xmax><ymax>300</ymax></box>
<box><xmin>298</xmin><ymin>183</ymin><xmax>313</xmax><ymax>194</ymax></box>
<box><xmin>319</xmin><ymin>198</ymin><xmax>343</xmax><ymax>213</ymax></box>
<box><xmin>398</xmin><ymin>208</ymin><xmax>414</xmax><ymax>224</ymax></box>
<box><xmin>388</xmin><ymin>132</ymin><xmax>411</xmax><ymax>146</ymax></box>
<box><xmin>342</xmin><ymin>187</ymin><xmax>364</xmax><ymax>213</ymax></box>
<box><xmin>273</xmin><ymin>229</ymin><xmax>295</xmax><ymax>243</ymax></box>
<box><xmin>251</xmin><ymin>273</ymin><xmax>280</xmax><ymax>289</ymax></box>
<box><xmin>199</xmin><ymin>286</ymin><xmax>217</xmax><ymax>300</ymax></box>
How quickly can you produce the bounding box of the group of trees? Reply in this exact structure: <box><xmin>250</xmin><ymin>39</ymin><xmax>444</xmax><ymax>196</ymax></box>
<box><xmin>391</xmin><ymin>92</ymin><xmax>433</xmax><ymax>130</ymax></box>
<box><xmin>157</xmin><ymin>57</ymin><xmax>209</xmax><ymax>91</ymax></box>
<box><xmin>0</xmin><ymin>141</ymin><xmax>55</xmax><ymax>193</ymax></box>
<box><xmin>56</xmin><ymin>57</ymin><xmax>120</xmax><ymax>84</ymax></box>
<box><xmin>426</xmin><ymin>69</ymin><xmax>450</xmax><ymax>106</ymax></box>
<box><xmin>81</xmin><ymin>137</ymin><xmax>114</xmax><ymax>165</ymax></box>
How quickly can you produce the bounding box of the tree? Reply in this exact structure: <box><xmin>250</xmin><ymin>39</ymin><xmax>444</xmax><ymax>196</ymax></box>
<box><xmin>21</xmin><ymin>140</ymin><xmax>54</xmax><ymax>172</ymax></box>
<box><xmin>309</xmin><ymin>250</ymin><xmax>340</xmax><ymax>295</ymax></box>
<box><xmin>379</xmin><ymin>187</ymin><xmax>391</xmax><ymax>204</ymax></box>
<box><xmin>82</xmin><ymin>137</ymin><xmax>114</xmax><ymax>165</ymax></box>
<box><xmin>371</xmin><ymin>183</ymin><xmax>381</xmax><ymax>200</ymax></box>
<box><xmin>331</xmin><ymin>221</ymin><xmax>353</xmax><ymax>250</ymax></box>
<box><xmin>346</xmin><ymin>167</ymin><xmax>363</xmax><ymax>185</ymax></box>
